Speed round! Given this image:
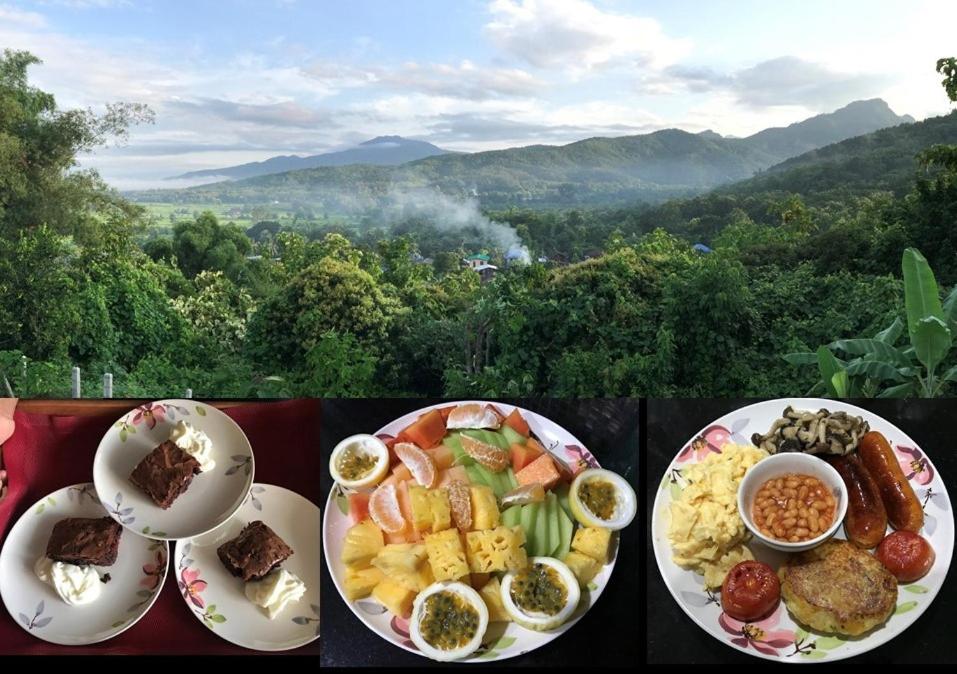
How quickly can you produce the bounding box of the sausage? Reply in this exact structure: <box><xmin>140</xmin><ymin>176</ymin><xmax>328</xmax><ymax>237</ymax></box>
<box><xmin>827</xmin><ymin>454</ymin><xmax>887</xmax><ymax>548</ymax></box>
<box><xmin>859</xmin><ymin>431</ymin><xmax>924</xmax><ymax>532</ymax></box>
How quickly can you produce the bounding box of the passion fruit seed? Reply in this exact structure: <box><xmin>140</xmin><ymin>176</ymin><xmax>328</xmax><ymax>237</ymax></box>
<box><xmin>578</xmin><ymin>480</ymin><xmax>617</xmax><ymax>520</ymax></box>
<box><xmin>420</xmin><ymin>591</ymin><xmax>479</xmax><ymax>650</ymax></box>
<box><xmin>509</xmin><ymin>563</ymin><xmax>567</xmax><ymax>616</ymax></box>
<box><xmin>338</xmin><ymin>450</ymin><xmax>377</xmax><ymax>481</ymax></box>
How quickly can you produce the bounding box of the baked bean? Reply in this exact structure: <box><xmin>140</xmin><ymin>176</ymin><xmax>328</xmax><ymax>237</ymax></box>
<box><xmin>751</xmin><ymin>473</ymin><xmax>835</xmax><ymax>542</ymax></box>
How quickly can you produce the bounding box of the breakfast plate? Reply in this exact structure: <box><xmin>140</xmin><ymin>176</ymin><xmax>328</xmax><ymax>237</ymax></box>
<box><xmin>0</xmin><ymin>483</ymin><xmax>169</xmax><ymax>645</ymax></box>
<box><xmin>93</xmin><ymin>400</ymin><xmax>254</xmax><ymax>540</ymax></box>
<box><xmin>323</xmin><ymin>401</ymin><xmax>634</xmax><ymax>662</ymax></box>
<box><xmin>651</xmin><ymin>398</ymin><xmax>954</xmax><ymax>662</ymax></box>
<box><xmin>175</xmin><ymin>483</ymin><xmax>319</xmax><ymax>651</ymax></box>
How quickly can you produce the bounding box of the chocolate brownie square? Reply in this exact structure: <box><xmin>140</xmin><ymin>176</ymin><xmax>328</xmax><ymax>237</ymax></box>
<box><xmin>46</xmin><ymin>517</ymin><xmax>122</xmax><ymax>566</ymax></box>
<box><xmin>217</xmin><ymin>521</ymin><xmax>294</xmax><ymax>581</ymax></box>
<box><xmin>129</xmin><ymin>440</ymin><xmax>201</xmax><ymax>509</ymax></box>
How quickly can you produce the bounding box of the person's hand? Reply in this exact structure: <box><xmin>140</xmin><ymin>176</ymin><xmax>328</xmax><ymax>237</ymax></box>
<box><xmin>0</xmin><ymin>468</ymin><xmax>6</xmax><ymax>502</ymax></box>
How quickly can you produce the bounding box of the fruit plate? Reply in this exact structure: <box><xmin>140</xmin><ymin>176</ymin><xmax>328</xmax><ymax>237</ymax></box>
<box><xmin>322</xmin><ymin>401</ymin><xmax>616</xmax><ymax>663</ymax></box>
<box><xmin>0</xmin><ymin>483</ymin><xmax>169</xmax><ymax>645</ymax></box>
<box><xmin>92</xmin><ymin>400</ymin><xmax>254</xmax><ymax>541</ymax></box>
<box><xmin>651</xmin><ymin>398</ymin><xmax>954</xmax><ymax>663</ymax></box>
<box><xmin>174</xmin><ymin>483</ymin><xmax>320</xmax><ymax>652</ymax></box>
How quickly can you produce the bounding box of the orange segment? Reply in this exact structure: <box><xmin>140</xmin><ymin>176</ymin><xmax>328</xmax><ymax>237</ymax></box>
<box><xmin>368</xmin><ymin>483</ymin><xmax>407</xmax><ymax>533</ymax></box>
<box><xmin>394</xmin><ymin>442</ymin><xmax>437</xmax><ymax>488</ymax></box>
<box><xmin>460</xmin><ymin>434</ymin><xmax>510</xmax><ymax>472</ymax></box>
<box><xmin>446</xmin><ymin>403</ymin><xmax>502</xmax><ymax>430</ymax></box>
<box><xmin>446</xmin><ymin>479</ymin><xmax>473</xmax><ymax>532</ymax></box>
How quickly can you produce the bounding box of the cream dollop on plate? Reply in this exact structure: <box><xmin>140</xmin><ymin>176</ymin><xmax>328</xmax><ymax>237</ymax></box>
<box><xmin>34</xmin><ymin>556</ymin><xmax>101</xmax><ymax>606</ymax></box>
<box><xmin>170</xmin><ymin>420</ymin><xmax>216</xmax><ymax>472</ymax></box>
<box><xmin>244</xmin><ymin>569</ymin><xmax>306</xmax><ymax>619</ymax></box>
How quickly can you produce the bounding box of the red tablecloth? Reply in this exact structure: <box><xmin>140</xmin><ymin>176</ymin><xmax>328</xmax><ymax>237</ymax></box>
<box><xmin>0</xmin><ymin>399</ymin><xmax>320</xmax><ymax>655</ymax></box>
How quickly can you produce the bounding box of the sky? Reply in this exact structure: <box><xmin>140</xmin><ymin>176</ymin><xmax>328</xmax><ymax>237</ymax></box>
<box><xmin>1</xmin><ymin>0</ymin><xmax>955</xmax><ymax>189</ymax></box>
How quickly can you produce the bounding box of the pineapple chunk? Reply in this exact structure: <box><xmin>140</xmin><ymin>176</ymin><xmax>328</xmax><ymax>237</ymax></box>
<box><xmin>478</xmin><ymin>577</ymin><xmax>511</xmax><ymax>622</ymax></box>
<box><xmin>373</xmin><ymin>543</ymin><xmax>433</xmax><ymax>592</ymax></box>
<box><xmin>465</xmin><ymin>526</ymin><xmax>528</xmax><ymax>572</ymax></box>
<box><xmin>571</xmin><ymin>526</ymin><xmax>612</xmax><ymax>563</ymax></box>
<box><xmin>341</xmin><ymin>519</ymin><xmax>384</xmax><ymax>569</ymax></box>
<box><xmin>563</xmin><ymin>551</ymin><xmax>602</xmax><ymax>588</ymax></box>
<box><xmin>372</xmin><ymin>543</ymin><xmax>428</xmax><ymax>574</ymax></box>
<box><xmin>343</xmin><ymin>566</ymin><xmax>384</xmax><ymax>600</ymax></box>
<box><xmin>424</xmin><ymin>528</ymin><xmax>470</xmax><ymax>582</ymax></box>
<box><xmin>372</xmin><ymin>578</ymin><xmax>416</xmax><ymax>618</ymax></box>
<box><xmin>428</xmin><ymin>489</ymin><xmax>452</xmax><ymax>533</ymax></box>
<box><xmin>469</xmin><ymin>485</ymin><xmax>500</xmax><ymax>530</ymax></box>
<box><xmin>409</xmin><ymin>485</ymin><xmax>432</xmax><ymax>534</ymax></box>
<box><xmin>388</xmin><ymin>564</ymin><xmax>435</xmax><ymax>592</ymax></box>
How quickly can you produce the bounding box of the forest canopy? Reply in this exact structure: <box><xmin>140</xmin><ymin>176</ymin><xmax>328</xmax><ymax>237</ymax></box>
<box><xmin>2</xmin><ymin>49</ymin><xmax>957</xmax><ymax>398</ymax></box>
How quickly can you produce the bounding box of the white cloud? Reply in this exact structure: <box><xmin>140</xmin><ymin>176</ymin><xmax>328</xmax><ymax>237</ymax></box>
<box><xmin>305</xmin><ymin>59</ymin><xmax>542</xmax><ymax>101</ymax></box>
<box><xmin>655</xmin><ymin>56</ymin><xmax>890</xmax><ymax>110</ymax></box>
<box><xmin>0</xmin><ymin>4</ymin><xmax>47</xmax><ymax>27</ymax></box>
<box><xmin>484</xmin><ymin>0</ymin><xmax>691</xmax><ymax>71</ymax></box>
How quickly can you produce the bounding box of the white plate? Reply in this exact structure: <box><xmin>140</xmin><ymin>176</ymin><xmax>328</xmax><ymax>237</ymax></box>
<box><xmin>322</xmin><ymin>401</ymin><xmax>617</xmax><ymax>662</ymax></box>
<box><xmin>651</xmin><ymin>398</ymin><xmax>954</xmax><ymax>663</ymax></box>
<box><xmin>0</xmin><ymin>483</ymin><xmax>169</xmax><ymax>645</ymax></box>
<box><xmin>93</xmin><ymin>400</ymin><xmax>254</xmax><ymax>541</ymax></box>
<box><xmin>175</xmin><ymin>484</ymin><xmax>320</xmax><ymax>652</ymax></box>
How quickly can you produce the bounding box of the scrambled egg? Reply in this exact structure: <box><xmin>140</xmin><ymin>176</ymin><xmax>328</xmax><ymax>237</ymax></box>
<box><xmin>667</xmin><ymin>443</ymin><xmax>768</xmax><ymax>588</ymax></box>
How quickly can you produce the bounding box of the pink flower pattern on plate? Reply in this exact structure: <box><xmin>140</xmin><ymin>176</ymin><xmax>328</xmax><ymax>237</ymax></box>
<box><xmin>179</xmin><ymin>568</ymin><xmax>208</xmax><ymax>608</ymax></box>
<box><xmin>677</xmin><ymin>425</ymin><xmax>731</xmax><ymax>463</ymax></box>
<box><xmin>895</xmin><ymin>445</ymin><xmax>935</xmax><ymax>486</ymax></box>
<box><xmin>132</xmin><ymin>402</ymin><xmax>166</xmax><ymax>430</ymax></box>
<box><xmin>141</xmin><ymin>550</ymin><xmax>166</xmax><ymax>590</ymax></box>
<box><xmin>718</xmin><ymin>604</ymin><xmax>796</xmax><ymax>657</ymax></box>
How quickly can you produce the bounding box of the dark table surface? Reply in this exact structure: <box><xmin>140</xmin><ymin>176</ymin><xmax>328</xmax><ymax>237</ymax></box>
<box><xmin>646</xmin><ymin>398</ymin><xmax>957</xmax><ymax>664</ymax></box>
<box><xmin>320</xmin><ymin>398</ymin><xmax>638</xmax><ymax>667</ymax></box>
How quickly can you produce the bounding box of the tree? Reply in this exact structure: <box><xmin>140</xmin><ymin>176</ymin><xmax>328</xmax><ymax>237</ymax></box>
<box><xmin>245</xmin><ymin>257</ymin><xmax>403</xmax><ymax>368</ymax></box>
<box><xmin>172</xmin><ymin>211</ymin><xmax>251</xmax><ymax>280</ymax></box>
<box><xmin>938</xmin><ymin>57</ymin><xmax>957</xmax><ymax>103</ymax></box>
<box><xmin>0</xmin><ymin>225</ymin><xmax>79</xmax><ymax>360</ymax></box>
<box><xmin>172</xmin><ymin>271</ymin><xmax>254</xmax><ymax>353</ymax></box>
<box><xmin>0</xmin><ymin>50</ymin><xmax>153</xmax><ymax>243</ymax></box>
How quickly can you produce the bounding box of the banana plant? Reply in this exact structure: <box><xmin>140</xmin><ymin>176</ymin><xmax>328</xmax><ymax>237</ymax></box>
<box><xmin>784</xmin><ymin>248</ymin><xmax>957</xmax><ymax>397</ymax></box>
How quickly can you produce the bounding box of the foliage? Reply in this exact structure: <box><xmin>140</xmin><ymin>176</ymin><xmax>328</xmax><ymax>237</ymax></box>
<box><xmin>786</xmin><ymin>249</ymin><xmax>957</xmax><ymax>397</ymax></box>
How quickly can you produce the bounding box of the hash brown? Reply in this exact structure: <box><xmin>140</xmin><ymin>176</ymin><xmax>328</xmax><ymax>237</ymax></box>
<box><xmin>779</xmin><ymin>540</ymin><xmax>897</xmax><ymax>636</ymax></box>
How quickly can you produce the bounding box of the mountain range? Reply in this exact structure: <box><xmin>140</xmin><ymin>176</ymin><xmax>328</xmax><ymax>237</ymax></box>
<box><xmin>171</xmin><ymin>136</ymin><xmax>450</xmax><ymax>181</ymax></box>
<box><xmin>135</xmin><ymin>99</ymin><xmax>916</xmax><ymax>208</ymax></box>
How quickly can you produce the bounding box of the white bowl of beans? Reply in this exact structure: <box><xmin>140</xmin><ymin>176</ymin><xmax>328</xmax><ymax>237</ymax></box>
<box><xmin>738</xmin><ymin>453</ymin><xmax>848</xmax><ymax>552</ymax></box>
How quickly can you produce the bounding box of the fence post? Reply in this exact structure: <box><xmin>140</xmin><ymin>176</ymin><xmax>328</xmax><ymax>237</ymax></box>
<box><xmin>185</xmin><ymin>388</ymin><xmax>193</xmax><ymax>399</ymax></box>
<box><xmin>103</xmin><ymin>373</ymin><xmax>113</xmax><ymax>398</ymax></box>
<box><xmin>71</xmin><ymin>367</ymin><xmax>81</xmax><ymax>399</ymax></box>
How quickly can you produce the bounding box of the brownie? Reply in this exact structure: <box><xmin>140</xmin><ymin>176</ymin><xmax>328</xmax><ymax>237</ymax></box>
<box><xmin>217</xmin><ymin>521</ymin><xmax>294</xmax><ymax>581</ymax></box>
<box><xmin>46</xmin><ymin>517</ymin><xmax>122</xmax><ymax>566</ymax></box>
<box><xmin>129</xmin><ymin>440</ymin><xmax>201</xmax><ymax>509</ymax></box>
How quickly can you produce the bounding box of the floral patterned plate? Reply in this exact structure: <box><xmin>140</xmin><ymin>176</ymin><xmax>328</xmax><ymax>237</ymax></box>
<box><xmin>0</xmin><ymin>483</ymin><xmax>168</xmax><ymax>645</ymax></box>
<box><xmin>92</xmin><ymin>400</ymin><xmax>254</xmax><ymax>540</ymax></box>
<box><xmin>651</xmin><ymin>398</ymin><xmax>954</xmax><ymax>663</ymax></box>
<box><xmin>322</xmin><ymin>401</ymin><xmax>615</xmax><ymax>662</ymax></box>
<box><xmin>174</xmin><ymin>483</ymin><xmax>319</xmax><ymax>651</ymax></box>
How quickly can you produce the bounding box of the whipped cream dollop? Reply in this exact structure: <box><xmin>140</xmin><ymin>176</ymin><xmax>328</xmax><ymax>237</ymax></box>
<box><xmin>244</xmin><ymin>569</ymin><xmax>306</xmax><ymax>619</ymax></box>
<box><xmin>34</xmin><ymin>556</ymin><xmax>101</xmax><ymax>606</ymax></box>
<box><xmin>169</xmin><ymin>420</ymin><xmax>216</xmax><ymax>472</ymax></box>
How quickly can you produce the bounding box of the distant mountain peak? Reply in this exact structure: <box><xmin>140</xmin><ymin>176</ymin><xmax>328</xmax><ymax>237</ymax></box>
<box><xmin>170</xmin><ymin>135</ymin><xmax>449</xmax><ymax>181</ymax></box>
<box><xmin>361</xmin><ymin>135</ymin><xmax>408</xmax><ymax>145</ymax></box>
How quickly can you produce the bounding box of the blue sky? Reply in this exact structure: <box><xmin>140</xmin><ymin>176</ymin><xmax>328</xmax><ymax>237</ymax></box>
<box><xmin>1</xmin><ymin>0</ymin><xmax>954</xmax><ymax>188</ymax></box>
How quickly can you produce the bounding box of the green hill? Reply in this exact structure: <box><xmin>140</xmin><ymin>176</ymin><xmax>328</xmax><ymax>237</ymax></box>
<box><xmin>129</xmin><ymin>99</ymin><xmax>911</xmax><ymax>209</ymax></box>
<box><xmin>720</xmin><ymin>110</ymin><xmax>957</xmax><ymax>201</ymax></box>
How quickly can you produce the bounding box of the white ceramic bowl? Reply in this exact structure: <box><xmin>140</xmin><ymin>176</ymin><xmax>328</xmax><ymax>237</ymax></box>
<box><xmin>737</xmin><ymin>452</ymin><xmax>848</xmax><ymax>552</ymax></box>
